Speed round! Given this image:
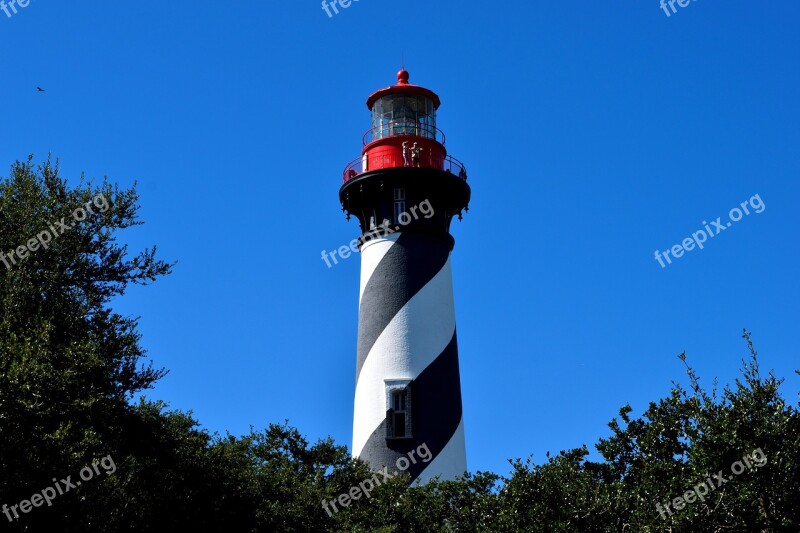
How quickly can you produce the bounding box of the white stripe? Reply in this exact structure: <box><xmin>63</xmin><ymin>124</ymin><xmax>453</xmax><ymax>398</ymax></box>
<box><xmin>358</xmin><ymin>233</ymin><xmax>401</xmax><ymax>305</ymax></box>
<box><xmin>352</xmin><ymin>256</ymin><xmax>456</xmax><ymax>456</ymax></box>
<box><xmin>415</xmin><ymin>418</ymin><xmax>467</xmax><ymax>483</ymax></box>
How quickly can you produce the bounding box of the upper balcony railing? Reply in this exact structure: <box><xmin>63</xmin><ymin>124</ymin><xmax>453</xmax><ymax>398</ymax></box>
<box><xmin>363</xmin><ymin>123</ymin><xmax>446</xmax><ymax>146</ymax></box>
<box><xmin>343</xmin><ymin>148</ymin><xmax>468</xmax><ymax>183</ymax></box>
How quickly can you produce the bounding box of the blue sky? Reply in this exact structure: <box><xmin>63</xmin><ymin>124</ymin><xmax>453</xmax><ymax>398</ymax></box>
<box><xmin>1</xmin><ymin>1</ymin><xmax>798</xmax><ymax>476</ymax></box>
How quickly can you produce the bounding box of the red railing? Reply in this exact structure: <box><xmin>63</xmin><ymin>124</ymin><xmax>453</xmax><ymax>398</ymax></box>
<box><xmin>343</xmin><ymin>148</ymin><xmax>468</xmax><ymax>183</ymax></box>
<box><xmin>362</xmin><ymin>123</ymin><xmax>446</xmax><ymax>146</ymax></box>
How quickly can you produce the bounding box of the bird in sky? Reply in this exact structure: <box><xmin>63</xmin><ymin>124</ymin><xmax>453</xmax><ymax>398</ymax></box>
<box><xmin>36</xmin><ymin>87</ymin><xmax>45</xmax><ymax>92</ymax></box>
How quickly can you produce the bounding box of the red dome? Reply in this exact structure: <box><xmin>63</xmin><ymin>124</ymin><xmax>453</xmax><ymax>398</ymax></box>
<box><xmin>366</xmin><ymin>70</ymin><xmax>441</xmax><ymax>110</ymax></box>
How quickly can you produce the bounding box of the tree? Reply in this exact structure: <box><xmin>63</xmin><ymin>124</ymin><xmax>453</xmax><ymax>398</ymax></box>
<box><xmin>0</xmin><ymin>156</ymin><xmax>172</xmax><ymax>530</ymax></box>
<box><xmin>492</xmin><ymin>330</ymin><xmax>800</xmax><ymax>532</ymax></box>
<box><xmin>0</xmin><ymin>158</ymin><xmax>377</xmax><ymax>531</ymax></box>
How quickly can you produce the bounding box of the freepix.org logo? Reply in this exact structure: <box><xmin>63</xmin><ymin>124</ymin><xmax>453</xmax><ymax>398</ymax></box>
<box><xmin>321</xmin><ymin>198</ymin><xmax>434</xmax><ymax>269</ymax></box>
<box><xmin>1</xmin><ymin>0</ymin><xmax>32</xmax><ymax>19</ymax></box>
<box><xmin>660</xmin><ymin>0</ymin><xmax>696</xmax><ymax>18</ymax></box>
<box><xmin>655</xmin><ymin>448</ymin><xmax>767</xmax><ymax>520</ymax></box>
<box><xmin>654</xmin><ymin>194</ymin><xmax>765</xmax><ymax>269</ymax></box>
<box><xmin>321</xmin><ymin>0</ymin><xmax>359</xmax><ymax>18</ymax></box>
<box><xmin>0</xmin><ymin>193</ymin><xmax>110</xmax><ymax>271</ymax></box>
<box><xmin>2</xmin><ymin>456</ymin><xmax>117</xmax><ymax>523</ymax></box>
<box><xmin>322</xmin><ymin>443</ymin><xmax>433</xmax><ymax>517</ymax></box>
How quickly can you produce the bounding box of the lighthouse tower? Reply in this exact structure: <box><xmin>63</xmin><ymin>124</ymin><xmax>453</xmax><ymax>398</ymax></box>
<box><xmin>340</xmin><ymin>70</ymin><xmax>470</xmax><ymax>483</ymax></box>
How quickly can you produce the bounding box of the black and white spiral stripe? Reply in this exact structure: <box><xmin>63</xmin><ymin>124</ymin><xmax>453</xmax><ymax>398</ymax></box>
<box><xmin>352</xmin><ymin>230</ymin><xmax>466</xmax><ymax>483</ymax></box>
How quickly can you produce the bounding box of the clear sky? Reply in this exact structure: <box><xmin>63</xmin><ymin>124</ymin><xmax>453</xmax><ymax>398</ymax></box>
<box><xmin>1</xmin><ymin>1</ymin><xmax>798</xmax><ymax>476</ymax></box>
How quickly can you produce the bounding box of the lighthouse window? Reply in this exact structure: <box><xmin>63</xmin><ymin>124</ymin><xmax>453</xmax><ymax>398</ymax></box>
<box><xmin>390</xmin><ymin>390</ymin><xmax>407</xmax><ymax>438</ymax></box>
<box><xmin>394</xmin><ymin>405</ymin><xmax>406</xmax><ymax>435</ymax></box>
<box><xmin>393</xmin><ymin>390</ymin><xmax>406</xmax><ymax>412</ymax></box>
<box><xmin>371</xmin><ymin>95</ymin><xmax>437</xmax><ymax>142</ymax></box>
<box><xmin>385</xmin><ymin>379</ymin><xmax>412</xmax><ymax>439</ymax></box>
<box><xmin>394</xmin><ymin>189</ymin><xmax>406</xmax><ymax>225</ymax></box>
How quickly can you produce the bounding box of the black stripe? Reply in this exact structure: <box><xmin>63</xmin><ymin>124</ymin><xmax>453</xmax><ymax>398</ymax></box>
<box><xmin>355</xmin><ymin>232</ymin><xmax>450</xmax><ymax>382</ymax></box>
<box><xmin>356</xmin><ymin>330</ymin><xmax>463</xmax><ymax>483</ymax></box>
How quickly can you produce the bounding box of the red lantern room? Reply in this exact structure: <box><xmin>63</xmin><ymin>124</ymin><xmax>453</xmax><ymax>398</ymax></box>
<box><xmin>340</xmin><ymin>70</ymin><xmax>470</xmax><ymax>238</ymax></box>
<box><xmin>343</xmin><ymin>70</ymin><xmax>467</xmax><ymax>182</ymax></box>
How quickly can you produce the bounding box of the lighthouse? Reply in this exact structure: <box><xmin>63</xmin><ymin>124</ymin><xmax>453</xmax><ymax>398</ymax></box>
<box><xmin>340</xmin><ymin>70</ymin><xmax>471</xmax><ymax>483</ymax></box>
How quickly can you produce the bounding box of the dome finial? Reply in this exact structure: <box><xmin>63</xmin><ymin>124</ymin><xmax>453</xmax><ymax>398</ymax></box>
<box><xmin>397</xmin><ymin>69</ymin><xmax>410</xmax><ymax>85</ymax></box>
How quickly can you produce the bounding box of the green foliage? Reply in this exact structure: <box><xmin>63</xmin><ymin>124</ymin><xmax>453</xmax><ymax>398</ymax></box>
<box><xmin>0</xmin><ymin>157</ymin><xmax>173</xmax><ymax>530</ymax></box>
<box><xmin>1</xmin><ymin>157</ymin><xmax>798</xmax><ymax>531</ymax></box>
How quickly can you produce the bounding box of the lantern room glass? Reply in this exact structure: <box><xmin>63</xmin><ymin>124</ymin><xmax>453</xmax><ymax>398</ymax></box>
<box><xmin>371</xmin><ymin>95</ymin><xmax>437</xmax><ymax>141</ymax></box>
